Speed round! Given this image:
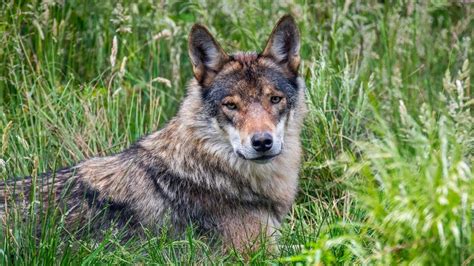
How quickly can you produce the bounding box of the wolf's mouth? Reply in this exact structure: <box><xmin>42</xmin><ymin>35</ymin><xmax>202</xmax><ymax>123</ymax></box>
<box><xmin>236</xmin><ymin>151</ymin><xmax>280</xmax><ymax>163</ymax></box>
<box><xmin>251</xmin><ymin>154</ymin><xmax>279</xmax><ymax>161</ymax></box>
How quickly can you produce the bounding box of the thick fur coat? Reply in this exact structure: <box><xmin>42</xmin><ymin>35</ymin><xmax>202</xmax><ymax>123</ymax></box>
<box><xmin>0</xmin><ymin>15</ymin><xmax>307</xmax><ymax>252</ymax></box>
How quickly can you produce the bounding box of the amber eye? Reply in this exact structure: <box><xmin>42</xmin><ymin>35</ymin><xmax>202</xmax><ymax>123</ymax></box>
<box><xmin>270</xmin><ymin>96</ymin><xmax>282</xmax><ymax>104</ymax></box>
<box><xmin>223</xmin><ymin>102</ymin><xmax>237</xmax><ymax>110</ymax></box>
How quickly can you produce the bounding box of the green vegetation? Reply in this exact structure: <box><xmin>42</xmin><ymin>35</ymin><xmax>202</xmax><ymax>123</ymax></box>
<box><xmin>0</xmin><ymin>0</ymin><xmax>472</xmax><ymax>264</ymax></box>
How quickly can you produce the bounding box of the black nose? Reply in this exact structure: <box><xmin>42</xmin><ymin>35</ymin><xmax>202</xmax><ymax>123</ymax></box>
<box><xmin>251</xmin><ymin>132</ymin><xmax>273</xmax><ymax>152</ymax></box>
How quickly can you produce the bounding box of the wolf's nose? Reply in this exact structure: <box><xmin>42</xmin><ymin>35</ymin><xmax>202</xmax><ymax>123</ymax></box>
<box><xmin>251</xmin><ymin>133</ymin><xmax>273</xmax><ymax>152</ymax></box>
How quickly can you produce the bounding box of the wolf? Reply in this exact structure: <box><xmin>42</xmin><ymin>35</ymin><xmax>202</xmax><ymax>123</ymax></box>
<box><xmin>0</xmin><ymin>15</ymin><xmax>306</xmax><ymax>253</ymax></box>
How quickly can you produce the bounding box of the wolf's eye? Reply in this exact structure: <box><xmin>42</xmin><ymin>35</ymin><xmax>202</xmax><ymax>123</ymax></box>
<box><xmin>223</xmin><ymin>102</ymin><xmax>237</xmax><ymax>110</ymax></box>
<box><xmin>270</xmin><ymin>96</ymin><xmax>282</xmax><ymax>104</ymax></box>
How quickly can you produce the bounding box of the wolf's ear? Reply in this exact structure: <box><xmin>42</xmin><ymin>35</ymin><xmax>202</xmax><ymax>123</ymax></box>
<box><xmin>262</xmin><ymin>15</ymin><xmax>300</xmax><ymax>74</ymax></box>
<box><xmin>188</xmin><ymin>24</ymin><xmax>229</xmax><ymax>83</ymax></box>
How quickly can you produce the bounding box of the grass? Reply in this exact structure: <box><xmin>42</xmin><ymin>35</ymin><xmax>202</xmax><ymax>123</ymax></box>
<box><xmin>0</xmin><ymin>0</ymin><xmax>473</xmax><ymax>264</ymax></box>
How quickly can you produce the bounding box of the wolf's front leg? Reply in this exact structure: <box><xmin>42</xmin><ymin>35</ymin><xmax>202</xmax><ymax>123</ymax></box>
<box><xmin>218</xmin><ymin>210</ymin><xmax>280</xmax><ymax>255</ymax></box>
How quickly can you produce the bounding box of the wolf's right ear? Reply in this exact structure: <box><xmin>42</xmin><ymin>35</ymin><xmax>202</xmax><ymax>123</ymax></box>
<box><xmin>188</xmin><ymin>25</ymin><xmax>229</xmax><ymax>83</ymax></box>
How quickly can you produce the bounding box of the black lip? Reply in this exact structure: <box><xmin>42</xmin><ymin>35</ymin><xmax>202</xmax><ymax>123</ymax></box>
<box><xmin>236</xmin><ymin>151</ymin><xmax>246</xmax><ymax>159</ymax></box>
<box><xmin>236</xmin><ymin>151</ymin><xmax>281</xmax><ymax>161</ymax></box>
<box><xmin>250</xmin><ymin>154</ymin><xmax>279</xmax><ymax>161</ymax></box>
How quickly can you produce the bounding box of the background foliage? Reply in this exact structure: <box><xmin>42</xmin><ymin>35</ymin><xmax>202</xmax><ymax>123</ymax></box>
<box><xmin>0</xmin><ymin>0</ymin><xmax>473</xmax><ymax>264</ymax></box>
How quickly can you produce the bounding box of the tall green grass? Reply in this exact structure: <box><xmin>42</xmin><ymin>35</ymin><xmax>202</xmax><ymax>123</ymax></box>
<box><xmin>0</xmin><ymin>0</ymin><xmax>472</xmax><ymax>264</ymax></box>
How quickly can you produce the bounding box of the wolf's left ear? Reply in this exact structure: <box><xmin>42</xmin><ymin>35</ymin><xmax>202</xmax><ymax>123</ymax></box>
<box><xmin>262</xmin><ymin>15</ymin><xmax>300</xmax><ymax>74</ymax></box>
<box><xmin>188</xmin><ymin>24</ymin><xmax>229</xmax><ymax>83</ymax></box>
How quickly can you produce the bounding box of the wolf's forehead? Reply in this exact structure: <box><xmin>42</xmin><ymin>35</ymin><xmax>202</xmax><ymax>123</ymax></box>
<box><xmin>205</xmin><ymin>54</ymin><xmax>298</xmax><ymax>102</ymax></box>
<box><xmin>206</xmin><ymin>72</ymin><xmax>271</xmax><ymax>102</ymax></box>
<box><xmin>216</xmin><ymin>66</ymin><xmax>294</xmax><ymax>93</ymax></box>
<box><xmin>225</xmin><ymin>72</ymin><xmax>276</xmax><ymax>97</ymax></box>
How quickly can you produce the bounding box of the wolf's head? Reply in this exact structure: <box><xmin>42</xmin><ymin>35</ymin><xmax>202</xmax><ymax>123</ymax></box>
<box><xmin>188</xmin><ymin>15</ymin><xmax>302</xmax><ymax>164</ymax></box>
